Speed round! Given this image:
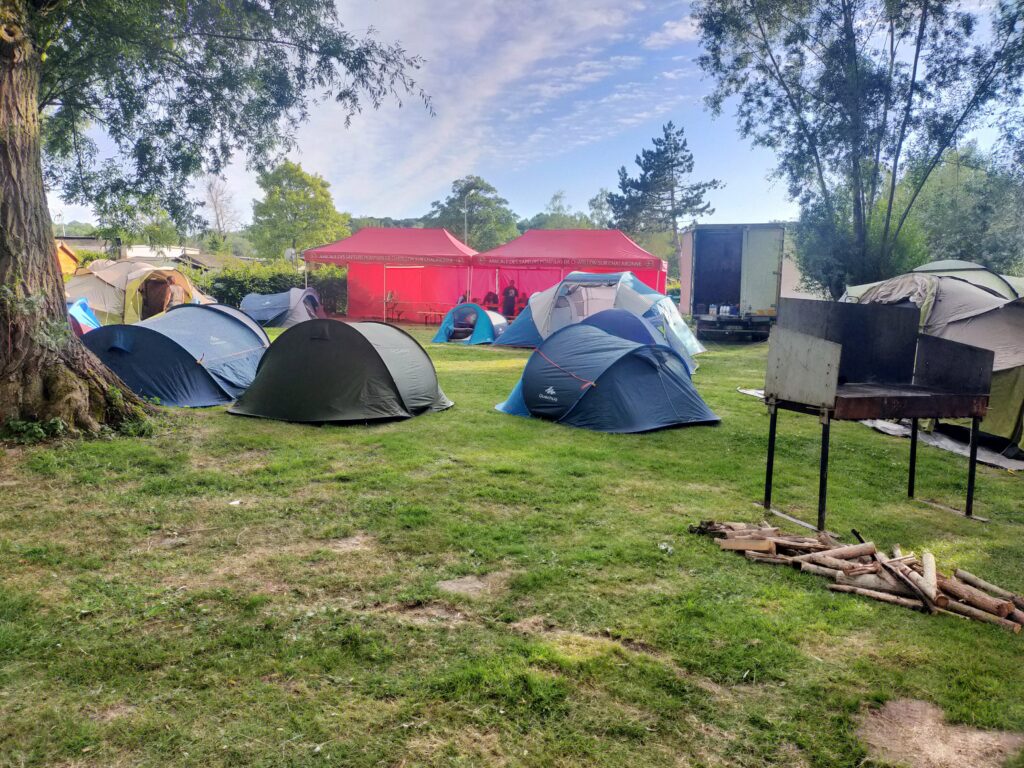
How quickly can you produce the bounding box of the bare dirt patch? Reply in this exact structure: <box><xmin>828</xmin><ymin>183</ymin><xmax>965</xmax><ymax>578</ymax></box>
<box><xmin>92</xmin><ymin>703</ymin><xmax>136</xmax><ymax>722</ymax></box>
<box><xmin>376</xmin><ymin>602</ymin><xmax>469</xmax><ymax>627</ymax></box>
<box><xmin>328</xmin><ymin>534</ymin><xmax>375</xmax><ymax>553</ymax></box>
<box><xmin>436</xmin><ymin>570</ymin><xmax>512</xmax><ymax>598</ymax></box>
<box><xmin>858</xmin><ymin>699</ymin><xmax>1024</xmax><ymax>768</ymax></box>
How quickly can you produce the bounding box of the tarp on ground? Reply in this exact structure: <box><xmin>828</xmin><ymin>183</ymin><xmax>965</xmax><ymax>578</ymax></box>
<box><xmin>240</xmin><ymin>287</ymin><xmax>324</xmax><ymax>327</ymax></box>
<box><xmin>855</xmin><ymin>272</ymin><xmax>1024</xmax><ymax>456</ymax></box>
<box><xmin>229</xmin><ymin>319</ymin><xmax>453</xmax><ymax>424</ymax></box>
<box><xmin>432</xmin><ymin>303</ymin><xmax>508</xmax><ymax>344</ymax></box>
<box><xmin>495</xmin><ymin>271</ymin><xmax>704</xmax><ymax>371</ymax></box>
<box><xmin>496</xmin><ymin>317</ymin><xmax>718</xmax><ymax>433</ymax></box>
<box><xmin>66</xmin><ymin>259</ymin><xmax>213</xmax><ymax>324</ymax></box>
<box><xmin>83</xmin><ymin>304</ymin><xmax>269</xmax><ymax>407</ymax></box>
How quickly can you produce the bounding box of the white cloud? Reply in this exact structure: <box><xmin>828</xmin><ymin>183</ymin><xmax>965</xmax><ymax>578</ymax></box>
<box><xmin>643</xmin><ymin>16</ymin><xmax>699</xmax><ymax>49</ymax></box>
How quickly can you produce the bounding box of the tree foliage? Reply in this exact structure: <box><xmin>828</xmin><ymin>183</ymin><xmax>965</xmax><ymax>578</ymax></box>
<box><xmin>694</xmin><ymin>0</ymin><xmax>1024</xmax><ymax>296</ymax></box>
<box><xmin>38</xmin><ymin>0</ymin><xmax>426</xmax><ymax>230</ymax></box>
<box><xmin>249</xmin><ymin>161</ymin><xmax>351</xmax><ymax>260</ymax></box>
<box><xmin>608</xmin><ymin>122</ymin><xmax>721</xmax><ymax>248</ymax></box>
<box><xmin>423</xmin><ymin>176</ymin><xmax>519</xmax><ymax>251</ymax></box>
<box><xmin>519</xmin><ymin>191</ymin><xmax>594</xmax><ymax>232</ymax></box>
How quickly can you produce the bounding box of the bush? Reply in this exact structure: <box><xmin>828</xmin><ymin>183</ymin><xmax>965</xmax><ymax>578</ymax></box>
<box><xmin>204</xmin><ymin>262</ymin><xmax>347</xmax><ymax>314</ymax></box>
<box><xmin>75</xmin><ymin>249</ymin><xmax>108</xmax><ymax>267</ymax></box>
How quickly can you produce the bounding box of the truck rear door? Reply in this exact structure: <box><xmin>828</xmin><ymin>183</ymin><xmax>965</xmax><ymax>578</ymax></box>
<box><xmin>740</xmin><ymin>227</ymin><xmax>784</xmax><ymax>315</ymax></box>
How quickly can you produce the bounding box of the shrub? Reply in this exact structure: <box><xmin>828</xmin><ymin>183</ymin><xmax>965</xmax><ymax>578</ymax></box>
<box><xmin>204</xmin><ymin>262</ymin><xmax>347</xmax><ymax>314</ymax></box>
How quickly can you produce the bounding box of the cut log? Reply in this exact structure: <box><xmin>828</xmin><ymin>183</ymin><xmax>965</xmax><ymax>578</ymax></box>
<box><xmin>851</xmin><ymin>529</ymin><xmax>932</xmax><ymax>613</ymax></box>
<box><xmin>938</xmin><ymin>577</ymin><xmax>1013</xmax><ymax>618</ymax></box>
<box><xmin>765</xmin><ymin>537</ymin><xmax>828</xmax><ymax>552</ymax></box>
<box><xmin>805</xmin><ymin>553</ymin><xmax>861</xmax><ymax>572</ymax></box>
<box><xmin>745</xmin><ymin>552</ymin><xmax>792</xmax><ymax>566</ymax></box>
<box><xmin>793</xmin><ymin>542</ymin><xmax>876</xmax><ymax>563</ymax></box>
<box><xmin>900</xmin><ymin>565</ymin><xmax>948</xmax><ymax>608</ymax></box>
<box><xmin>836</xmin><ymin>572</ymin><xmax>916</xmax><ymax>597</ymax></box>
<box><xmin>943</xmin><ymin>601</ymin><xmax>1023</xmax><ymax>633</ymax></box>
<box><xmin>954</xmin><ymin>570</ymin><xmax>1024</xmax><ymax>611</ymax></box>
<box><xmin>1008</xmin><ymin>609</ymin><xmax>1024</xmax><ymax>626</ymax></box>
<box><xmin>845</xmin><ymin>563</ymin><xmax>882</xmax><ymax>576</ymax></box>
<box><xmin>800</xmin><ymin>562</ymin><xmax>842</xmax><ymax>579</ymax></box>
<box><xmin>922</xmin><ymin>552</ymin><xmax>937</xmax><ymax>596</ymax></box>
<box><xmin>892</xmin><ymin>545</ymin><xmax>902</xmax><ymax>558</ymax></box>
<box><xmin>723</xmin><ymin>527</ymin><xmax>781</xmax><ymax>539</ymax></box>
<box><xmin>828</xmin><ymin>584</ymin><xmax>925</xmax><ymax>610</ymax></box>
<box><xmin>717</xmin><ymin>538</ymin><xmax>775</xmax><ymax>553</ymax></box>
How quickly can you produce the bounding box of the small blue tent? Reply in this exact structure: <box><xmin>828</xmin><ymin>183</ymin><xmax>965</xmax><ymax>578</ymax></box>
<box><xmin>83</xmin><ymin>304</ymin><xmax>270</xmax><ymax>407</ymax></box>
<box><xmin>67</xmin><ymin>298</ymin><xmax>101</xmax><ymax>335</ymax></box>
<box><xmin>432</xmin><ymin>303</ymin><xmax>509</xmax><ymax>344</ymax></box>
<box><xmin>497</xmin><ymin>316</ymin><xmax>718</xmax><ymax>433</ymax></box>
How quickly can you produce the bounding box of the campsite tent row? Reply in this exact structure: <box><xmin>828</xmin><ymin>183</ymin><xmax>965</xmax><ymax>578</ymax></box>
<box><xmin>304</xmin><ymin>228</ymin><xmax>668</xmax><ymax>321</ymax></box>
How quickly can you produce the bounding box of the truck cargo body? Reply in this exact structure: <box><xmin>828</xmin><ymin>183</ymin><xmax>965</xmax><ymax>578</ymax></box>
<box><xmin>679</xmin><ymin>223</ymin><xmax>786</xmax><ymax>342</ymax></box>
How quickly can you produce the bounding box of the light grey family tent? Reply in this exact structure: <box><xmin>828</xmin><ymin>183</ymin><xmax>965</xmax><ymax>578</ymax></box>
<box><xmin>240</xmin><ymin>287</ymin><xmax>324</xmax><ymax>328</ymax></box>
<box><xmin>494</xmin><ymin>271</ymin><xmax>705</xmax><ymax>371</ymax></box>
<box><xmin>82</xmin><ymin>304</ymin><xmax>270</xmax><ymax>407</ymax></box>
<box><xmin>229</xmin><ymin>319</ymin><xmax>453</xmax><ymax>424</ymax></box>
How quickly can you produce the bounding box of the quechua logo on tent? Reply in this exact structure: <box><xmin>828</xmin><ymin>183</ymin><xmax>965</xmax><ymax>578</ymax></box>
<box><xmin>539</xmin><ymin>386</ymin><xmax>558</xmax><ymax>402</ymax></box>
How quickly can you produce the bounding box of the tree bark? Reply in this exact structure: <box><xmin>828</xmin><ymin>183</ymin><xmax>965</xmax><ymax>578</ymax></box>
<box><xmin>0</xmin><ymin>2</ymin><xmax>146</xmax><ymax>433</ymax></box>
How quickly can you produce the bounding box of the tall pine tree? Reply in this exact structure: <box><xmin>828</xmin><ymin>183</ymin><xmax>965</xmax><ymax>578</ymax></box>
<box><xmin>608</xmin><ymin>122</ymin><xmax>721</xmax><ymax>251</ymax></box>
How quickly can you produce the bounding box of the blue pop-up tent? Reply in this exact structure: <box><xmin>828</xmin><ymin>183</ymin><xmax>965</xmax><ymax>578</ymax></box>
<box><xmin>240</xmin><ymin>287</ymin><xmax>323</xmax><ymax>328</ymax></box>
<box><xmin>83</xmin><ymin>304</ymin><xmax>269</xmax><ymax>406</ymax></box>
<box><xmin>432</xmin><ymin>303</ymin><xmax>508</xmax><ymax>344</ymax></box>
<box><xmin>67</xmin><ymin>298</ymin><xmax>101</xmax><ymax>335</ymax></box>
<box><xmin>494</xmin><ymin>271</ymin><xmax>704</xmax><ymax>372</ymax></box>
<box><xmin>497</xmin><ymin>312</ymin><xmax>718</xmax><ymax>433</ymax></box>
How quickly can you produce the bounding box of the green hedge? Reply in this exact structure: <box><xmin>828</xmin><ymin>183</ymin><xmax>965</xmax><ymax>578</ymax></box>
<box><xmin>196</xmin><ymin>262</ymin><xmax>347</xmax><ymax>314</ymax></box>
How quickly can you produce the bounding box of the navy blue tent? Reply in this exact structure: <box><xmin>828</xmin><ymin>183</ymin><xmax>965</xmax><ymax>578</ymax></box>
<box><xmin>496</xmin><ymin>320</ymin><xmax>718</xmax><ymax>433</ymax></box>
<box><xmin>83</xmin><ymin>304</ymin><xmax>270</xmax><ymax>406</ymax></box>
<box><xmin>432</xmin><ymin>303</ymin><xmax>509</xmax><ymax>344</ymax></box>
<box><xmin>240</xmin><ymin>288</ymin><xmax>323</xmax><ymax>328</ymax></box>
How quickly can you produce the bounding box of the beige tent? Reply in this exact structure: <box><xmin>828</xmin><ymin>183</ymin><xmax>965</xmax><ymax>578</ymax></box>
<box><xmin>66</xmin><ymin>259</ymin><xmax>212</xmax><ymax>325</ymax></box>
<box><xmin>855</xmin><ymin>272</ymin><xmax>1024</xmax><ymax>456</ymax></box>
<box><xmin>844</xmin><ymin>259</ymin><xmax>1022</xmax><ymax>301</ymax></box>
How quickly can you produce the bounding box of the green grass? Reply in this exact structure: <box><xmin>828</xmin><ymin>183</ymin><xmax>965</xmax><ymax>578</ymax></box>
<box><xmin>2</xmin><ymin>333</ymin><xmax>1023</xmax><ymax>767</ymax></box>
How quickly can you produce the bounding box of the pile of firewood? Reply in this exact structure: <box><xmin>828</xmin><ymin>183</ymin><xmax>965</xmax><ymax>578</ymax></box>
<box><xmin>690</xmin><ymin>521</ymin><xmax>1024</xmax><ymax>634</ymax></box>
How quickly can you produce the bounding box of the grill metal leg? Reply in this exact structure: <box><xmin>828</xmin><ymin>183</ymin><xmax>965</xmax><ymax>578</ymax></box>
<box><xmin>966</xmin><ymin>416</ymin><xmax>980</xmax><ymax>517</ymax></box>
<box><xmin>817</xmin><ymin>413</ymin><xmax>830</xmax><ymax>532</ymax></box>
<box><xmin>908</xmin><ymin>418</ymin><xmax>918</xmax><ymax>498</ymax></box>
<box><xmin>764</xmin><ymin>404</ymin><xmax>778</xmax><ymax>511</ymax></box>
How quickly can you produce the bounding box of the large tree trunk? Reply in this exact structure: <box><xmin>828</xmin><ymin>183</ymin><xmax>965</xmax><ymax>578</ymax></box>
<box><xmin>0</xmin><ymin>4</ymin><xmax>146</xmax><ymax>433</ymax></box>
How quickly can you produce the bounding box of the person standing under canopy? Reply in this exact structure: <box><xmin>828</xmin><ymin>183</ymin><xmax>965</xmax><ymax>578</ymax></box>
<box><xmin>502</xmin><ymin>281</ymin><xmax>519</xmax><ymax>318</ymax></box>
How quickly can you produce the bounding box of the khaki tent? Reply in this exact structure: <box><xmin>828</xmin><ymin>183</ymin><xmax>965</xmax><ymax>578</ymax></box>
<box><xmin>854</xmin><ymin>273</ymin><xmax>1024</xmax><ymax>456</ymax></box>
<box><xmin>65</xmin><ymin>259</ymin><xmax>212</xmax><ymax>325</ymax></box>
<box><xmin>845</xmin><ymin>259</ymin><xmax>1023</xmax><ymax>301</ymax></box>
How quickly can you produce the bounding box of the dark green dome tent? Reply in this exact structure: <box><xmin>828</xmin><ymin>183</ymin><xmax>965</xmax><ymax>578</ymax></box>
<box><xmin>228</xmin><ymin>319</ymin><xmax>453</xmax><ymax>423</ymax></box>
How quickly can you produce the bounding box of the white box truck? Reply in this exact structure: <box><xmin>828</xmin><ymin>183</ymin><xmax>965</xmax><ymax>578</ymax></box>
<box><xmin>679</xmin><ymin>222</ymin><xmax>807</xmax><ymax>341</ymax></box>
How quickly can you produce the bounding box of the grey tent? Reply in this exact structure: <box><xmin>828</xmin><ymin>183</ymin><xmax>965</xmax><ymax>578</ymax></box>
<box><xmin>228</xmin><ymin>319</ymin><xmax>453</xmax><ymax>423</ymax></box>
<box><xmin>240</xmin><ymin>287</ymin><xmax>324</xmax><ymax>328</ymax></box>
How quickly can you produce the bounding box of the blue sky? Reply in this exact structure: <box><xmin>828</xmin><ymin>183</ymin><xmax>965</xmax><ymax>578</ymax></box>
<box><xmin>51</xmin><ymin>1</ymin><xmax>800</xmax><ymax>227</ymax></box>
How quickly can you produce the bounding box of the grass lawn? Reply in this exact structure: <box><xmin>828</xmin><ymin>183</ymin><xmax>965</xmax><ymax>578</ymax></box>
<box><xmin>2</xmin><ymin>332</ymin><xmax>1023</xmax><ymax>767</ymax></box>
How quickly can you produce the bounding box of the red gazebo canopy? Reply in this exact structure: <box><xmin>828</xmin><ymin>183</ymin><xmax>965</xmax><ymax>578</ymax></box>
<box><xmin>304</xmin><ymin>227</ymin><xmax>476</xmax><ymax>265</ymax></box>
<box><xmin>473</xmin><ymin>229</ymin><xmax>666</xmax><ymax>270</ymax></box>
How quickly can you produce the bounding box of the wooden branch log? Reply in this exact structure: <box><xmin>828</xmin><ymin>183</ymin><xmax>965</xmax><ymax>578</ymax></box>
<box><xmin>900</xmin><ymin>564</ymin><xmax>948</xmax><ymax>608</ymax></box>
<box><xmin>828</xmin><ymin>584</ymin><xmax>925</xmax><ymax>610</ymax></box>
<box><xmin>798</xmin><ymin>553</ymin><xmax>861</xmax><ymax>572</ymax></box>
<box><xmin>793</xmin><ymin>542</ymin><xmax>876</xmax><ymax>563</ymax></box>
<box><xmin>745</xmin><ymin>552</ymin><xmax>793</xmax><ymax>566</ymax></box>
<box><xmin>851</xmin><ymin>529</ymin><xmax>933</xmax><ymax>613</ymax></box>
<box><xmin>892</xmin><ymin>545</ymin><xmax>902</xmax><ymax>558</ymax></box>
<box><xmin>922</xmin><ymin>552</ymin><xmax>937</xmax><ymax>596</ymax></box>
<box><xmin>1008</xmin><ymin>608</ymin><xmax>1024</xmax><ymax>626</ymax></box>
<box><xmin>800</xmin><ymin>562</ymin><xmax>842</xmax><ymax>579</ymax></box>
<box><xmin>938</xmin><ymin>577</ymin><xmax>1013</xmax><ymax>618</ymax></box>
<box><xmin>943</xmin><ymin>600</ymin><xmax>1023</xmax><ymax>633</ymax></box>
<box><xmin>717</xmin><ymin>538</ymin><xmax>775</xmax><ymax>553</ymax></box>
<box><xmin>955</xmin><ymin>569</ymin><xmax>1024</xmax><ymax>611</ymax></box>
<box><xmin>836</xmin><ymin>571</ymin><xmax>916</xmax><ymax>597</ymax></box>
<box><xmin>723</xmin><ymin>527</ymin><xmax>781</xmax><ymax>539</ymax></box>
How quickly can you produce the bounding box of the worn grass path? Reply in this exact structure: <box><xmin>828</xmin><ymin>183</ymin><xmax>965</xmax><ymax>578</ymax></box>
<box><xmin>1</xmin><ymin>334</ymin><xmax>1023</xmax><ymax>767</ymax></box>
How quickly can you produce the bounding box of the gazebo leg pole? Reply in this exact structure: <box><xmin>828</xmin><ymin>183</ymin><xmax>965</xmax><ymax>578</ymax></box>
<box><xmin>966</xmin><ymin>416</ymin><xmax>980</xmax><ymax>518</ymax></box>
<box><xmin>764</xmin><ymin>403</ymin><xmax>778</xmax><ymax>511</ymax></box>
<box><xmin>908</xmin><ymin>418</ymin><xmax>918</xmax><ymax>499</ymax></box>
<box><xmin>817</xmin><ymin>413</ymin><xmax>830</xmax><ymax>532</ymax></box>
